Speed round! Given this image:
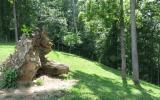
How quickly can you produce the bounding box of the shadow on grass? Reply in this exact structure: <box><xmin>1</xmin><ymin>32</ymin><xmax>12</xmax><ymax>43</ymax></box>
<box><xmin>95</xmin><ymin>62</ymin><xmax>122</xmax><ymax>76</ymax></box>
<box><xmin>57</xmin><ymin>51</ymin><xmax>81</xmax><ymax>58</ymax></box>
<box><xmin>55</xmin><ymin>51</ymin><xmax>96</xmax><ymax>62</ymax></box>
<box><xmin>122</xmin><ymin>78</ymin><xmax>128</xmax><ymax>87</ymax></box>
<box><xmin>53</xmin><ymin>50</ymin><xmax>124</xmax><ymax>78</ymax></box>
<box><xmin>60</xmin><ymin>71</ymin><xmax>159</xmax><ymax>100</ymax></box>
<box><xmin>0</xmin><ymin>43</ymin><xmax>15</xmax><ymax>46</ymax></box>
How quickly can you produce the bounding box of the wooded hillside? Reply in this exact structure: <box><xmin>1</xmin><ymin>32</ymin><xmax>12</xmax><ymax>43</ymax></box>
<box><xmin>0</xmin><ymin>0</ymin><xmax>160</xmax><ymax>86</ymax></box>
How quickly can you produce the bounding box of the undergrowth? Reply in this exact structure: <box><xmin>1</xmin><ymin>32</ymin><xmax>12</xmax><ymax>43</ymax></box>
<box><xmin>0</xmin><ymin>67</ymin><xmax>18</xmax><ymax>88</ymax></box>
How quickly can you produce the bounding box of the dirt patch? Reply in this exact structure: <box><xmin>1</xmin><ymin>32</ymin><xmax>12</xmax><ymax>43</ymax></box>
<box><xmin>0</xmin><ymin>75</ymin><xmax>77</xmax><ymax>100</ymax></box>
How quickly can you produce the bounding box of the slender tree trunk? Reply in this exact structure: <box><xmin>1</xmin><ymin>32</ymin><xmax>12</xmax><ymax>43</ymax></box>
<box><xmin>158</xmin><ymin>58</ymin><xmax>160</xmax><ymax>86</ymax></box>
<box><xmin>58</xmin><ymin>42</ymin><xmax>60</xmax><ymax>51</ymax></box>
<box><xmin>130</xmin><ymin>0</ymin><xmax>139</xmax><ymax>85</ymax></box>
<box><xmin>120</xmin><ymin>0</ymin><xmax>126</xmax><ymax>81</ymax></box>
<box><xmin>0</xmin><ymin>0</ymin><xmax>4</xmax><ymax>37</ymax></box>
<box><xmin>69</xmin><ymin>46</ymin><xmax>71</xmax><ymax>53</ymax></box>
<box><xmin>13</xmin><ymin>0</ymin><xmax>18</xmax><ymax>42</ymax></box>
<box><xmin>158</xmin><ymin>44</ymin><xmax>160</xmax><ymax>86</ymax></box>
<box><xmin>72</xmin><ymin>0</ymin><xmax>77</xmax><ymax>33</ymax></box>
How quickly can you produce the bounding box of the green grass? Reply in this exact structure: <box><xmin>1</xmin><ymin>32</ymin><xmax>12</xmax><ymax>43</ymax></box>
<box><xmin>0</xmin><ymin>44</ymin><xmax>160</xmax><ymax>100</ymax></box>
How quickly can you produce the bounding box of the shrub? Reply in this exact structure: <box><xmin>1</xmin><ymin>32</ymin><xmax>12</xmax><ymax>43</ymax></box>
<box><xmin>34</xmin><ymin>78</ymin><xmax>44</xmax><ymax>86</ymax></box>
<box><xmin>0</xmin><ymin>67</ymin><xmax>18</xmax><ymax>88</ymax></box>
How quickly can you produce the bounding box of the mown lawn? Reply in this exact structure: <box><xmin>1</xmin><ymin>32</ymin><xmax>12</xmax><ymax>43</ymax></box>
<box><xmin>0</xmin><ymin>43</ymin><xmax>160</xmax><ymax>100</ymax></box>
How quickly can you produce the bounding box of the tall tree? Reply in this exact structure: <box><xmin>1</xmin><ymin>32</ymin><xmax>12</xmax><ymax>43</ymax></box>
<box><xmin>0</xmin><ymin>0</ymin><xmax>3</xmax><ymax>36</ymax></box>
<box><xmin>72</xmin><ymin>0</ymin><xmax>77</xmax><ymax>33</ymax></box>
<box><xmin>13</xmin><ymin>0</ymin><xmax>18</xmax><ymax>42</ymax></box>
<box><xmin>120</xmin><ymin>0</ymin><xmax>126</xmax><ymax>81</ymax></box>
<box><xmin>130</xmin><ymin>0</ymin><xmax>139</xmax><ymax>85</ymax></box>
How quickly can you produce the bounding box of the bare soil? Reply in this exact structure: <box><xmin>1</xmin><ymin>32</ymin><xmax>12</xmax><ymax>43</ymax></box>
<box><xmin>0</xmin><ymin>75</ymin><xmax>77</xmax><ymax>100</ymax></box>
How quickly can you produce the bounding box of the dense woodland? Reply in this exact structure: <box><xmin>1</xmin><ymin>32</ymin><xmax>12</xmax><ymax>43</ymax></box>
<box><xmin>0</xmin><ymin>0</ymin><xmax>160</xmax><ymax>86</ymax></box>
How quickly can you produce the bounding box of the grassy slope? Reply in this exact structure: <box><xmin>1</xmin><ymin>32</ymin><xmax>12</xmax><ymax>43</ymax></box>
<box><xmin>0</xmin><ymin>44</ymin><xmax>160</xmax><ymax>100</ymax></box>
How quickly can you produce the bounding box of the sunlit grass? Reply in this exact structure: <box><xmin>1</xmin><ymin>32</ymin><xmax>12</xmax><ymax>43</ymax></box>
<box><xmin>0</xmin><ymin>44</ymin><xmax>160</xmax><ymax>100</ymax></box>
<box><xmin>0</xmin><ymin>43</ymin><xmax>15</xmax><ymax>63</ymax></box>
<box><xmin>47</xmin><ymin>51</ymin><xmax>160</xmax><ymax>99</ymax></box>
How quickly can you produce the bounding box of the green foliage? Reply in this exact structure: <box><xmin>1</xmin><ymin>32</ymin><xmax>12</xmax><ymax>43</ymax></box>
<box><xmin>21</xmin><ymin>25</ymin><xmax>32</xmax><ymax>34</ymax></box>
<box><xmin>63</xmin><ymin>32</ymin><xmax>82</xmax><ymax>46</ymax></box>
<box><xmin>34</xmin><ymin>78</ymin><xmax>44</xmax><ymax>86</ymax></box>
<box><xmin>0</xmin><ymin>67</ymin><xmax>18</xmax><ymax>88</ymax></box>
<box><xmin>21</xmin><ymin>25</ymin><xmax>32</xmax><ymax>37</ymax></box>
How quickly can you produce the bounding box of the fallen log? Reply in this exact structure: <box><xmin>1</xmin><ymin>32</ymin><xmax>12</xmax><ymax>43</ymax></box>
<box><xmin>2</xmin><ymin>30</ymin><xmax>69</xmax><ymax>82</ymax></box>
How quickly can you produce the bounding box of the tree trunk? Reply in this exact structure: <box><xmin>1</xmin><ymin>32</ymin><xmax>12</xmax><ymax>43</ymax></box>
<box><xmin>130</xmin><ymin>0</ymin><xmax>139</xmax><ymax>85</ymax></box>
<box><xmin>0</xmin><ymin>0</ymin><xmax>4</xmax><ymax>37</ymax></box>
<box><xmin>3</xmin><ymin>31</ymin><xmax>69</xmax><ymax>82</ymax></box>
<box><xmin>120</xmin><ymin>0</ymin><xmax>126</xmax><ymax>81</ymax></box>
<box><xmin>72</xmin><ymin>0</ymin><xmax>77</xmax><ymax>33</ymax></box>
<box><xmin>13</xmin><ymin>0</ymin><xmax>18</xmax><ymax>42</ymax></box>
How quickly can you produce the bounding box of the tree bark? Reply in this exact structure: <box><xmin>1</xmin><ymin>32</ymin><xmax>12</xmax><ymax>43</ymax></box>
<box><xmin>120</xmin><ymin>0</ymin><xmax>126</xmax><ymax>81</ymax></box>
<box><xmin>72</xmin><ymin>0</ymin><xmax>77</xmax><ymax>33</ymax></box>
<box><xmin>3</xmin><ymin>31</ymin><xmax>69</xmax><ymax>82</ymax></box>
<box><xmin>130</xmin><ymin>0</ymin><xmax>139</xmax><ymax>85</ymax></box>
<box><xmin>13</xmin><ymin>0</ymin><xmax>18</xmax><ymax>42</ymax></box>
<box><xmin>0</xmin><ymin>0</ymin><xmax>4</xmax><ymax>37</ymax></box>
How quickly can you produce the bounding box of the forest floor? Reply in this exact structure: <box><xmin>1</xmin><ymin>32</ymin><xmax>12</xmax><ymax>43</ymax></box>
<box><xmin>0</xmin><ymin>43</ymin><xmax>160</xmax><ymax>100</ymax></box>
